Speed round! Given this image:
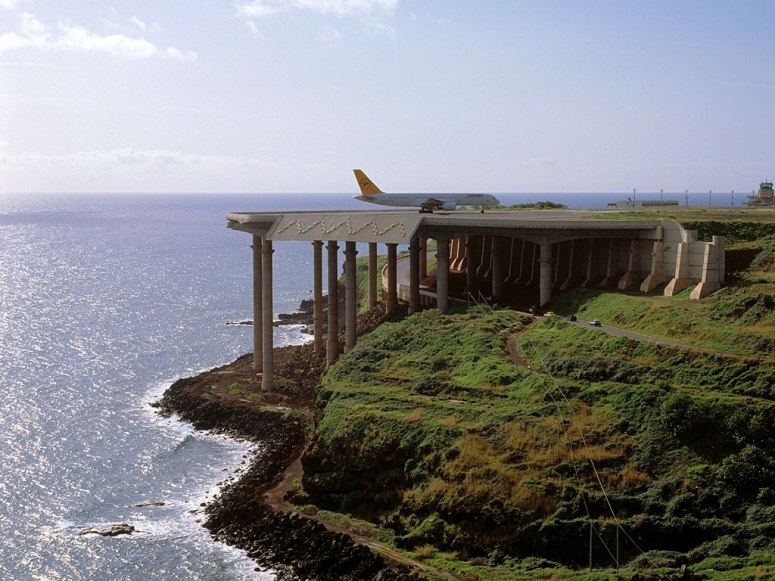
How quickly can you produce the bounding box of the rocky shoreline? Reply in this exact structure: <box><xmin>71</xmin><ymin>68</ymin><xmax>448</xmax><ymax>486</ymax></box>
<box><xmin>152</xmin><ymin>328</ymin><xmax>413</xmax><ymax>579</ymax></box>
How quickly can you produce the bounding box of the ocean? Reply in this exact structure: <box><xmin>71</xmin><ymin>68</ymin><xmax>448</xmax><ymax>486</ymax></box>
<box><xmin>0</xmin><ymin>190</ymin><xmax>727</xmax><ymax>580</ymax></box>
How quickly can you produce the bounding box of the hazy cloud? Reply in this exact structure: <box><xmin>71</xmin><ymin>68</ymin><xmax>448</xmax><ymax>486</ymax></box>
<box><xmin>0</xmin><ymin>0</ymin><xmax>22</xmax><ymax>9</ymax></box>
<box><xmin>317</xmin><ymin>25</ymin><xmax>341</xmax><ymax>45</ymax></box>
<box><xmin>0</xmin><ymin>13</ymin><xmax>195</xmax><ymax>60</ymax></box>
<box><xmin>238</xmin><ymin>0</ymin><xmax>398</xmax><ymax>18</ymax></box>
<box><xmin>130</xmin><ymin>16</ymin><xmax>161</xmax><ymax>33</ymax></box>
<box><xmin>0</xmin><ymin>148</ymin><xmax>270</xmax><ymax>168</ymax></box>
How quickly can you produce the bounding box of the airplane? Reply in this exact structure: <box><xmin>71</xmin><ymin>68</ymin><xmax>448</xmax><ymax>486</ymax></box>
<box><xmin>353</xmin><ymin>169</ymin><xmax>500</xmax><ymax>213</ymax></box>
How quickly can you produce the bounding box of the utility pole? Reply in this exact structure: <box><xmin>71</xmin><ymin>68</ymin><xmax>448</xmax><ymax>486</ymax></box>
<box><xmin>709</xmin><ymin>189</ymin><xmax>712</xmax><ymax>207</ymax></box>
<box><xmin>731</xmin><ymin>190</ymin><xmax>734</xmax><ymax>206</ymax></box>
<box><xmin>685</xmin><ymin>189</ymin><xmax>689</xmax><ymax>206</ymax></box>
<box><xmin>660</xmin><ymin>188</ymin><xmax>663</xmax><ymax>201</ymax></box>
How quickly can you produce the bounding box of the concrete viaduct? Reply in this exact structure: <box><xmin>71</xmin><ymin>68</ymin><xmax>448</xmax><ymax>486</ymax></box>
<box><xmin>227</xmin><ymin>209</ymin><xmax>725</xmax><ymax>391</ymax></box>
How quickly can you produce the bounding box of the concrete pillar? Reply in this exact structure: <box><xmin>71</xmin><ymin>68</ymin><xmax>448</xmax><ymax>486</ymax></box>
<box><xmin>718</xmin><ymin>235</ymin><xmax>726</xmax><ymax>284</ymax></box>
<box><xmin>261</xmin><ymin>239</ymin><xmax>274</xmax><ymax>391</ymax></box>
<box><xmin>326</xmin><ymin>240</ymin><xmax>339</xmax><ymax>365</ymax></box>
<box><xmin>640</xmin><ymin>241</ymin><xmax>666</xmax><ymax>292</ymax></box>
<box><xmin>560</xmin><ymin>240</ymin><xmax>576</xmax><ymax>291</ymax></box>
<box><xmin>409</xmin><ymin>237</ymin><xmax>421</xmax><ymax>313</ymax></box>
<box><xmin>690</xmin><ymin>236</ymin><xmax>724</xmax><ymax>299</ymax></box>
<box><xmin>312</xmin><ymin>240</ymin><xmax>324</xmax><ymax>355</ymax></box>
<box><xmin>491</xmin><ymin>237</ymin><xmax>505</xmax><ymax>302</ymax></box>
<box><xmin>526</xmin><ymin>243</ymin><xmax>539</xmax><ymax>287</ymax></box>
<box><xmin>344</xmin><ymin>241</ymin><xmax>357</xmax><ymax>352</ymax></box>
<box><xmin>618</xmin><ymin>240</ymin><xmax>641</xmax><ymax>290</ymax></box>
<box><xmin>419</xmin><ymin>236</ymin><xmax>428</xmax><ymax>279</ymax></box>
<box><xmin>505</xmin><ymin>238</ymin><xmax>517</xmax><ymax>283</ymax></box>
<box><xmin>599</xmin><ymin>239</ymin><xmax>618</xmax><ymax>288</ymax></box>
<box><xmin>386</xmin><ymin>243</ymin><xmax>398</xmax><ymax>315</ymax></box>
<box><xmin>466</xmin><ymin>235</ymin><xmax>478</xmax><ymax>291</ymax></box>
<box><xmin>664</xmin><ymin>242</ymin><xmax>691</xmax><ymax>296</ymax></box>
<box><xmin>368</xmin><ymin>242</ymin><xmax>378</xmax><ymax>308</ymax></box>
<box><xmin>478</xmin><ymin>235</ymin><xmax>492</xmax><ymax>278</ymax></box>
<box><xmin>251</xmin><ymin>235</ymin><xmax>263</xmax><ymax>372</ymax></box>
<box><xmin>581</xmin><ymin>239</ymin><xmax>596</xmax><ymax>287</ymax></box>
<box><xmin>436</xmin><ymin>235</ymin><xmax>450</xmax><ymax>313</ymax></box>
<box><xmin>539</xmin><ymin>242</ymin><xmax>553</xmax><ymax>307</ymax></box>
<box><xmin>513</xmin><ymin>239</ymin><xmax>527</xmax><ymax>286</ymax></box>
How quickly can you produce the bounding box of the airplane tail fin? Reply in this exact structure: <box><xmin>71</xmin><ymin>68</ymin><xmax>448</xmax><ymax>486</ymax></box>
<box><xmin>353</xmin><ymin>169</ymin><xmax>383</xmax><ymax>195</ymax></box>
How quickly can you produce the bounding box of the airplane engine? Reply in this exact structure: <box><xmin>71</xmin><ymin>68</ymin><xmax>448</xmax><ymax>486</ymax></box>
<box><xmin>440</xmin><ymin>202</ymin><xmax>457</xmax><ymax>211</ymax></box>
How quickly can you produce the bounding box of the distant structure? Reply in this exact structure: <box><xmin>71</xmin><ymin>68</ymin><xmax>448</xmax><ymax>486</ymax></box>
<box><xmin>608</xmin><ymin>199</ymin><xmax>679</xmax><ymax>209</ymax></box>
<box><xmin>748</xmin><ymin>180</ymin><xmax>774</xmax><ymax>207</ymax></box>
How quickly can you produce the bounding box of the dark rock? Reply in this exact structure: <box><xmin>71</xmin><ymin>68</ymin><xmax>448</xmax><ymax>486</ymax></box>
<box><xmin>80</xmin><ymin>523</ymin><xmax>136</xmax><ymax>537</ymax></box>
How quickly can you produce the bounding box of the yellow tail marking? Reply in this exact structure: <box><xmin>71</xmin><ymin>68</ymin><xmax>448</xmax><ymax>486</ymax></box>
<box><xmin>353</xmin><ymin>169</ymin><xmax>383</xmax><ymax>195</ymax></box>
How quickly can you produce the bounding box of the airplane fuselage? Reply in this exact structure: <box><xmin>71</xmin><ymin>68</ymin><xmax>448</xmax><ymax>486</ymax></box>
<box><xmin>354</xmin><ymin>192</ymin><xmax>500</xmax><ymax>211</ymax></box>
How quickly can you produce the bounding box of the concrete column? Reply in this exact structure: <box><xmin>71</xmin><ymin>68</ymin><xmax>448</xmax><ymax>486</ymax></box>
<box><xmin>664</xmin><ymin>242</ymin><xmax>691</xmax><ymax>296</ymax></box>
<box><xmin>505</xmin><ymin>238</ymin><xmax>517</xmax><ymax>283</ymax></box>
<box><xmin>344</xmin><ymin>241</ymin><xmax>357</xmax><ymax>352</ymax></box>
<box><xmin>539</xmin><ymin>242</ymin><xmax>553</xmax><ymax>307</ymax></box>
<box><xmin>618</xmin><ymin>240</ymin><xmax>641</xmax><ymax>290</ymax></box>
<box><xmin>409</xmin><ymin>237</ymin><xmax>421</xmax><ymax>314</ymax></box>
<box><xmin>513</xmin><ymin>239</ymin><xmax>527</xmax><ymax>286</ymax></box>
<box><xmin>690</xmin><ymin>236</ymin><xmax>724</xmax><ymax>300</ymax></box>
<box><xmin>419</xmin><ymin>236</ymin><xmax>428</xmax><ymax>279</ymax></box>
<box><xmin>251</xmin><ymin>235</ymin><xmax>263</xmax><ymax>372</ymax></box>
<box><xmin>386</xmin><ymin>243</ymin><xmax>398</xmax><ymax>315</ymax></box>
<box><xmin>466</xmin><ymin>235</ymin><xmax>478</xmax><ymax>291</ymax></box>
<box><xmin>326</xmin><ymin>240</ymin><xmax>339</xmax><ymax>365</ymax></box>
<box><xmin>718</xmin><ymin>235</ymin><xmax>726</xmax><ymax>284</ymax></box>
<box><xmin>599</xmin><ymin>239</ymin><xmax>618</xmax><ymax>288</ymax></box>
<box><xmin>526</xmin><ymin>243</ymin><xmax>539</xmax><ymax>287</ymax></box>
<box><xmin>491</xmin><ymin>237</ymin><xmax>505</xmax><ymax>302</ymax></box>
<box><xmin>640</xmin><ymin>241</ymin><xmax>666</xmax><ymax>292</ymax></box>
<box><xmin>261</xmin><ymin>239</ymin><xmax>274</xmax><ymax>391</ymax></box>
<box><xmin>581</xmin><ymin>239</ymin><xmax>596</xmax><ymax>287</ymax></box>
<box><xmin>436</xmin><ymin>235</ymin><xmax>450</xmax><ymax>313</ymax></box>
<box><xmin>560</xmin><ymin>240</ymin><xmax>576</xmax><ymax>291</ymax></box>
<box><xmin>312</xmin><ymin>240</ymin><xmax>324</xmax><ymax>355</ymax></box>
<box><xmin>368</xmin><ymin>242</ymin><xmax>378</xmax><ymax>308</ymax></box>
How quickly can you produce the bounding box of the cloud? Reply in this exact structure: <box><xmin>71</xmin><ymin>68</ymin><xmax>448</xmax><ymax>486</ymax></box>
<box><xmin>317</xmin><ymin>25</ymin><xmax>341</xmax><ymax>45</ymax></box>
<box><xmin>0</xmin><ymin>12</ymin><xmax>195</xmax><ymax>60</ymax></box>
<box><xmin>0</xmin><ymin>0</ymin><xmax>22</xmax><ymax>9</ymax></box>
<box><xmin>237</xmin><ymin>0</ymin><xmax>398</xmax><ymax>18</ymax></box>
<box><xmin>130</xmin><ymin>16</ymin><xmax>161</xmax><ymax>33</ymax></box>
<box><xmin>0</xmin><ymin>148</ymin><xmax>269</xmax><ymax>169</ymax></box>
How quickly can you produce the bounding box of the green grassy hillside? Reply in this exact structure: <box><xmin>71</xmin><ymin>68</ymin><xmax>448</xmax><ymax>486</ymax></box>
<box><xmin>295</xmin><ymin>233</ymin><xmax>775</xmax><ymax>580</ymax></box>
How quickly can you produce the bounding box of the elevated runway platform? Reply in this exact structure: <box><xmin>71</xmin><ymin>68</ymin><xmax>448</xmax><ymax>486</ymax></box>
<box><xmin>227</xmin><ymin>209</ymin><xmax>725</xmax><ymax>390</ymax></box>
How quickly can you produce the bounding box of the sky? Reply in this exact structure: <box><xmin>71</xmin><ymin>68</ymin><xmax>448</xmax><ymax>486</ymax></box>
<box><xmin>1</xmin><ymin>0</ymin><xmax>774</xmax><ymax>194</ymax></box>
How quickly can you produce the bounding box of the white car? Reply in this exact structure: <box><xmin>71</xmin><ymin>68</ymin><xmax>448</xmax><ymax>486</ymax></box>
<box><xmin>590</xmin><ymin>319</ymin><xmax>601</xmax><ymax>327</ymax></box>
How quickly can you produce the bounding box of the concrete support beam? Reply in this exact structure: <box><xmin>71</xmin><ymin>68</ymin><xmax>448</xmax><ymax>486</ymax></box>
<box><xmin>690</xmin><ymin>236</ymin><xmax>724</xmax><ymax>299</ymax></box>
<box><xmin>368</xmin><ymin>242</ymin><xmax>378</xmax><ymax>309</ymax></box>
<box><xmin>560</xmin><ymin>240</ymin><xmax>576</xmax><ymax>291</ymax></box>
<box><xmin>436</xmin><ymin>235</ymin><xmax>450</xmax><ymax>313</ymax></box>
<box><xmin>491</xmin><ymin>237</ymin><xmax>505</xmax><ymax>302</ymax></box>
<box><xmin>526</xmin><ymin>243</ymin><xmax>539</xmax><ymax>287</ymax></box>
<box><xmin>466</xmin><ymin>235</ymin><xmax>478</xmax><ymax>291</ymax></box>
<box><xmin>618</xmin><ymin>240</ymin><xmax>641</xmax><ymax>290</ymax></box>
<box><xmin>251</xmin><ymin>235</ymin><xmax>263</xmax><ymax>372</ymax></box>
<box><xmin>261</xmin><ymin>239</ymin><xmax>274</xmax><ymax>391</ymax></box>
<box><xmin>386</xmin><ymin>243</ymin><xmax>398</xmax><ymax>315</ymax></box>
<box><xmin>581</xmin><ymin>239</ymin><xmax>596</xmax><ymax>288</ymax></box>
<box><xmin>640</xmin><ymin>241</ymin><xmax>667</xmax><ymax>292</ymax></box>
<box><xmin>664</xmin><ymin>242</ymin><xmax>691</xmax><ymax>296</ymax></box>
<box><xmin>409</xmin><ymin>237</ymin><xmax>421</xmax><ymax>314</ymax></box>
<box><xmin>344</xmin><ymin>241</ymin><xmax>357</xmax><ymax>352</ymax></box>
<box><xmin>312</xmin><ymin>240</ymin><xmax>324</xmax><ymax>355</ymax></box>
<box><xmin>326</xmin><ymin>240</ymin><xmax>339</xmax><ymax>365</ymax></box>
<box><xmin>599</xmin><ymin>239</ymin><xmax>619</xmax><ymax>288</ymax></box>
<box><xmin>539</xmin><ymin>242</ymin><xmax>553</xmax><ymax>307</ymax></box>
<box><xmin>419</xmin><ymin>236</ymin><xmax>428</xmax><ymax>279</ymax></box>
<box><xmin>512</xmin><ymin>239</ymin><xmax>527</xmax><ymax>286</ymax></box>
